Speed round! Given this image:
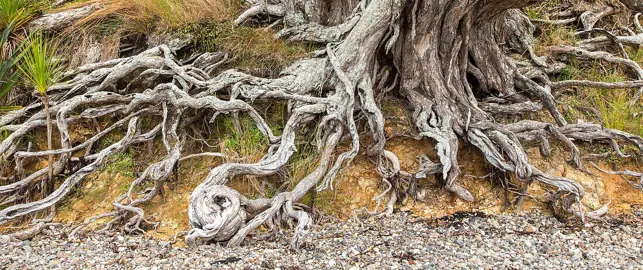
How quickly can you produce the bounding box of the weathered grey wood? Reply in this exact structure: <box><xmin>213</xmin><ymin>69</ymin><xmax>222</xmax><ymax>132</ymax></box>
<box><xmin>3</xmin><ymin>0</ymin><xmax>643</xmax><ymax>249</ymax></box>
<box><xmin>28</xmin><ymin>3</ymin><xmax>102</xmax><ymax>32</ymax></box>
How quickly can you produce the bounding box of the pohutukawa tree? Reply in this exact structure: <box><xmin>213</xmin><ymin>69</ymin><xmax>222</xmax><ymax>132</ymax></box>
<box><xmin>1</xmin><ymin>0</ymin><xmax>643</xmax><ymax>249</ymax></box>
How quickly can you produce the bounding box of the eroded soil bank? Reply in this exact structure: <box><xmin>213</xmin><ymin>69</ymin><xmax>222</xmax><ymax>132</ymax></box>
<box><xmin>42</xmin><ymin>99</ymin><xmax>643</xmax><ymax>244</ymax></box>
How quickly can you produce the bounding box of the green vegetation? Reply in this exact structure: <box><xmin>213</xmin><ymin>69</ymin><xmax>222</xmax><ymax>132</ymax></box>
<box><xmin>524</xmin><ymin>8</ymin><xmax>541</xmax><ymax>20</ymax></box>
<box><xmin>19</xmin><ymin>30</ymin><xmax>63</xmax><ymax>187</ymax></box>
<box><xmin>98</xmin><ymin>134</ymin><xmax>117</xmax><ymax>149</ymax></box>
<box><xmin>523</xmin><ymin>0</ymin><xmax>561</xmax><ymax>20</ymax></box>
<box><xmin>93</xmin><ymin>15</ymin><xmax>124</xmax><ymax>37</ymax></box>
<box><xmin>526</xmin><ymin>0</ymin><xmax>577</xmax><ymax>56</ymax></box>
<box><xmin>554</xmin><ymin>57</ymin><xmax>581</xmax><ymax>81</ymax></box>
<box><xmin>18</xmin><ymin>30</ymin><xmax>62</xmax><ymax>149</ymax></box>
<box><xmin>584</xmin><ymin>68</ymin><xmax>637</xmax><ymax>134</ymax></box>
<box><xmin>286</xmin><ymin>132</ymin><xmax>319</xmax><ymax>188</ymax></box>
<box><xmin>0</xmin><ymin>0</ymin><xmax>38</xmax><ymax>30</ymax></box>
<box><xmin>533</xmin><ymin>25</ymin><xmax>577</xmax><ymax>55</ymax></box>
<box><xmin>179</xmin><ymin>22</ymin><xmax>313</xmax><ymax>75</ymax></box>
<box><xmin>0</xmin><ymin>23</ymin><xmax>21</xmax><ymax>111</ymax></box>
<box><xmin>552</xmin><ymin>54</ymin><xmax>643</xmax><ymax>137</ymax></box>
<box><xmin>65</xmin><ymin>0</ymin><xmax>311</xmax><ymax>75</ymax></box>
<box><xmin>77</xmin><ymin>0</ymin><xmax>240</xmax><ymax>33</ymax></box>
<box><xmin>220</xmin><ymin>115</ymin><xmax>268</xmax><ymax>159</ymax></box>
<box><xmin>263</xmin><ymin>102</ymin><xmax>286</xmax><ymax>136</ymax></box>
<box><xmin>0</xmin><ymin>129</ymin><xmax>9</xmax><ymax>141</ymax></box>
<box><xmin>18</xmin><ymin>31</ymin><xmax>62</xmax><ymax>95</ymax></box>
<box><xmin>299</xmin><ymin>187</ymin><xmax>334</xmax><ymax>214</ymax></box>
<box><xmin>105</xmin><ymin>152</ymin><xmax>135</xmax><ymax>178</ymax></box>
<box><xmin>525</xmin><ymin>2</ymin><xmax>643</xmax><ymax>138</ymax></box>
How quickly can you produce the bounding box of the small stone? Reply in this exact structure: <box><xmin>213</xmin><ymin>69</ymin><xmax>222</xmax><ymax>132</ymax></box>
<box><xmin>525</xmin><ymin>225</ymin><xmax>537</xmax><ymax>233</ymax></box>
<box><xmin>0</xmin><ymin>235</ymin><xmax>11</xmax><ymax>244</ymax></box>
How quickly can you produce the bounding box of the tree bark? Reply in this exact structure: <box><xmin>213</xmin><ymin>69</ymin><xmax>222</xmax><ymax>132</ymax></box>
<box><xmin>40</xmin><ymin>95</ymin><xmax>54</xmax><ymax>195</ymax></box>
<box><xmin>2</xmin><ymin>0</ymin><xmax>643</xmax><ymax>249</ymax></box>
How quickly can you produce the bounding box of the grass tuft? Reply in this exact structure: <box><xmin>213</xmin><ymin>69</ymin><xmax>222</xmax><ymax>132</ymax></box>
<box><xmin>287</xmin><ymin>137</ymin><xmax>319</xmax><ymax>188</ymax></box>
<box><xmin>553</xmin><ymin>50</ymin><xmax>643</xmax><ymax>136</ymax></box>
<box><xmin>0</xmin><ymin>22</ymin><xmax>22</xmax><ymax>110</ymax></box>
<box><xmin>179</xmin><ymin>22</ymin><xmax>313</xmax><ymax>76</ymax></box>
<box><xmin>0</xmin><ymin>0</ymin><xmax>38</xmax><ymax>30</ymax></box>
<box><xmin>533</xmin><ymin>25</ymin><xmax>577</xmax><ymax>55</ymax></box>
<box><xmin>523</xmin><ymin>0</ymin><xmax>562</xmax><ymax>20</ymax></box>
<box><xmin>220</xmin><ymin>115</ymin><xmax>268</xmax><ymax>160</ymax></box>
<box><xmin>76</xmin><ymin>0</ymin><xmax>240</xmax><ymax>33</ymax></box>
<box><xmin>18</xmin><ymin>30</ymin><xmax>63</xmax><ymax>95</ymax></box>
<box><xmin>105</xmin><ymin>152</ymin><xmax>135</xmax><ymax>177</ymax></box>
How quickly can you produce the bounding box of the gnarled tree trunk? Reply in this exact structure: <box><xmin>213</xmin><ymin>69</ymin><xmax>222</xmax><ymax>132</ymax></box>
<box><xmin>1</xmin><ymin>0</ymin><xmax>642</xmax><ymax>250</ymax></box>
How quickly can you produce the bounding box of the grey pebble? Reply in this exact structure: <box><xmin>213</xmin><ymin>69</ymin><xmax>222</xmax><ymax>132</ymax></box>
<box><xmin>1</xmin><ymin>207</ymin><xmax>642</xmax><ymax>269</ymax></box>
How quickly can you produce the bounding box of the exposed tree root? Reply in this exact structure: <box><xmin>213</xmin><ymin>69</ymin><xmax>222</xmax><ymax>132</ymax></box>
<box><xmin>28</xmin><ymin>3</ymin><xmax>103</xmax><ymax>32</ymax></box>
<box><xmin>590</xmin><ymin>161</ymin><xmax>643</xmax><ymax>190</ymax></box>
<box><xmin>2</xmin><ymin>0</ymin><xmax>643</xmax><ymax>250</ymax></box>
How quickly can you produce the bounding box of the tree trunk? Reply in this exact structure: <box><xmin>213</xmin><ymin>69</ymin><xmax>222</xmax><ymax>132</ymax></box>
<box><xmin>41</xmin><ymin>95</ymin><xmax>54</xmax><ymax>195</ymax></box>
<box><xmin>2</xmin><ymin>0</ymin><xmax>643</xmax><ymax>250</ymax></box>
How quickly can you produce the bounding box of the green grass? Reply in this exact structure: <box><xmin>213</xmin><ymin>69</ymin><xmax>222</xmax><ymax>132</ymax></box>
<box><xmin>629</xmin><ymin>47</ymin><xmax>643</xmax><ymax>64</ymax></box>
<box><xmin>533</xmin><ymin>25</ymin><xmax>578</xmax><ymax>55</ymax></box>
<box><xmin>299</xmin><ymin>187</ymin><xmax>334</xmax><ymax>214</ymax></box>
<box><xmin>553</xmin><ymin>51</ymin><xmax>643</xmax><ymax>136</ymax></box>
<box><xmin>179</xmin><ymin>22</ymin><xmax>313</xmax><ymax>76</ymax></box>
<box><xmin>105</xmin><ymin>152</ymin><xmax>135</xmax><ymax>178</ymax></box>
<box><xmin>260</xmin><ymin>101</ymin><xmax>287</xmax><ymax>136</ymax></box>
<box><xmin>220</xmin><ymin>115</ymin><xmax>268</xmax><ymax>159</ymax></box>
<box><xmin>593</xmin><ymin>90</ymin><xmax>631</xmax><ymax>131</ymax></box>
<box><xmin>523</xmin><ymin>0</ymin><xmax>562</xmax><ymax>20</ymax></box>
<box><xmin>67</xmin><ymin>0</ymin><xmax>312</xmax><ymax>75</ymax></box>
<box><xmin>525</xmin><ymin>8</ymin><xmax>541</xmax><ymax>20</ymax></box>
<box><xmin>287</xmin><ymin>133</ymin><xmax>319</xmax><ymax>188</ymax></box>
<box><xmin>0</xmin><ymin>0</ymin><xmax>39</xmax><ymax>30</ymax></box>
<box><xmin>119</xmin><ymin>182</ymin><xmax>131</xmax><ymax>192</ymax></box>
<box><xmin>98</xmin><ymin>135</ymin><xmax>117</xmax><ymax>149</ymax></box>
<box><xmin>0</xmin><ymin>129</ymin><xmax>9</xmax><ymax>141</ymax></box>
<box><xmin>76</xmin><ymin>0</ymin><xmax>240</xmax><ymax>34</ymax></box>
<box><xmin>0</xmin><ymin>22</ymin><xmax>22</xmax><ymax>111</ymax></box>
<box><xmin>139</xmin><ymin>116</ymin><xmax>152</xmax><ymax>130</ymax></box>
<box><xmin>553</xmin><ymin>57</ymin><xmax>582</xmax><ymax>81</ymax></box>
<box><xmin>525</xmin><ymin>0</ymin><xmax>578</xmax><ymax>56</ymax></box>
<box><xmin>93</xmin><ymin>15</ymin><xmax>124</xmax><ymax>37</ymax></box>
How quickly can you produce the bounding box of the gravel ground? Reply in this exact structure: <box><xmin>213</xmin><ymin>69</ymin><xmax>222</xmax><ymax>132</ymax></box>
<box><xmin>1</xmin><ymin>208</ymin><xmax>642</xmax><ymax>269</ymax></box>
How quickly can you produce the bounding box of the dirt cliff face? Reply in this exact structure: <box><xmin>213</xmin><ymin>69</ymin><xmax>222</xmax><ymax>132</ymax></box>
<box><xmin>47</xmin><ymin>98</ymin><xmax>642</xmax><ymax>244</ymax></box>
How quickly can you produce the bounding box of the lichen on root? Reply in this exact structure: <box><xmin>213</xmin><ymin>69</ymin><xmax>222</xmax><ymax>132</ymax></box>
<box><xmin>1</xmin><ymin>0</ymin><xmax>643</xmax><ymax>250</ymax></box>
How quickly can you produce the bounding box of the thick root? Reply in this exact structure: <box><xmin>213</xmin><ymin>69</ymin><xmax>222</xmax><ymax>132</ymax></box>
<box><xmin>2</xmin><ymin>0</ymin><xmax>643</xmax><ymax>248</ymax></box>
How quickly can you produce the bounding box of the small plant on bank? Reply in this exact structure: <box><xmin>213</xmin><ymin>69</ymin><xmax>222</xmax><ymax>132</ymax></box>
<box><xmin>18</xmin><ymin>30</ymin><xmax>63</xmax><ymax>193</ymax></box>
<box><xmin>0</xmin><ymin>0</ymin><xmax>37</xmax><ymax>30</ymax></box>
<box><xmin>76</xmin><ymin>0</ymin><xmax>239</xmax><ymax>33</ymax></box>
<box><xmin>0</xmin><ymin>22</ymin><xmax>22</xmax><ymax>111</ymax></box>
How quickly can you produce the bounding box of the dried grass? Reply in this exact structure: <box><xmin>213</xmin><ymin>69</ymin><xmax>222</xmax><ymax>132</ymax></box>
<box><xmin>75</xmin><ymin>0</ymin><xmax>240</xmax><ymax>32</ymax></box>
